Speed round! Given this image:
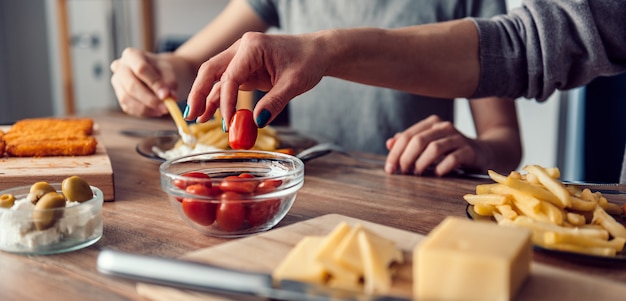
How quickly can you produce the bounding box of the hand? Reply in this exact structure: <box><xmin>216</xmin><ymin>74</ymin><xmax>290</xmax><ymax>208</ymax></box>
<box><xmin>110</xmin><ymin>48</ymin><xmax>193</xmax><ymax>117</ymax></box>
<box><xmin>384</xmin><ymin>115</ymin><xmax>487</xmax><ymax>176</ymax></box>
<box><xmin>185</xmin><ymin>32</ymin><xmax>328</xmax><ymax>126</ymax></box>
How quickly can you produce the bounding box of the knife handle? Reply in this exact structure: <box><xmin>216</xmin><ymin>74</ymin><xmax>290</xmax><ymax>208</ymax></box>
<box><xmin>97</xmin><ymin>249</ymin><xmax>272</xmax><ymax>295</ymax></box>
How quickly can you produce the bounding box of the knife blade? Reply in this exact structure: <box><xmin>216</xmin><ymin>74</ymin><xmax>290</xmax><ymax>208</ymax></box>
<box><xmin>97</xmin><ymin>249</ymin><xmax>410</xmax><ymax>301</ymax></box>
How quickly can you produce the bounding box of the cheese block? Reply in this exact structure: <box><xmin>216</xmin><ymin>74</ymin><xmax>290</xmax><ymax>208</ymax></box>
<box><xmin>414</xmin><ymin>217</ymin><xmax>532</xmax><ymax>301</ymax></box>
<box><xmin>272</xmin><ymin>236</ymin><xmax>328</xmax><ymax>285</ymax></box>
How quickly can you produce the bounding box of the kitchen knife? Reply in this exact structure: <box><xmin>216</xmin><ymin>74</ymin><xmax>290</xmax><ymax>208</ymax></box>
<box><xmin>97</xmin><ymin>249</ymin><xmax>410</xmax><ymax>301</ymax></box>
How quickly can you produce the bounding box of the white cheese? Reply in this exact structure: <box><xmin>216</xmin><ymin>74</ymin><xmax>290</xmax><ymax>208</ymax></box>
<box><xmin>0</xmin><ymin>197</ymin><xmax>99</xmax><ymax>252</ymax></box>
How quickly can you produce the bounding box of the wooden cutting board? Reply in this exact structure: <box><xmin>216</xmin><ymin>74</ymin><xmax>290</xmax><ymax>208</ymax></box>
<box><xmin>0</xmin><ymin>125</ymin><xmax>114</xmax><ymax>201</ymax></box>
<box><xmin>136</xmin><ymin>214</ymin><xmax>626</xmax><ymax>301</ymax></box>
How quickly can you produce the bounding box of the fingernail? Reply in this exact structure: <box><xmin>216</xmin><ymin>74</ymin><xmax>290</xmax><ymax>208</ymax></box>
<box><xmin>182</xmin><ymin>105</ymin><xmax>190</xmax><ymax>119</ymax></box>
<box><xmin>157</xmin><ymin>88</ymin><xmax>169</xmax><ymax>100</ymax></box>
<box><xmin>256</xmin><ymin>109</ymin><xmax>271</xmax><ymax>128</ymax></box>
<box><xmin>222</xmin><ymin>118</ymin><xmax>227</xmax><ymax>132</ymax></box>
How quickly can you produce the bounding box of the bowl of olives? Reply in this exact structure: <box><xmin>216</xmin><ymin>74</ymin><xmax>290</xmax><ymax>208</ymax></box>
<box><xmin>160</xmin><ymin>150</ymin><xmax>304</xmax><ymax>238</ymax></box>
<box><xmin>0</xmin><ymin>176</ymin><xmax>104</xmax><ymax>255</ymax></box>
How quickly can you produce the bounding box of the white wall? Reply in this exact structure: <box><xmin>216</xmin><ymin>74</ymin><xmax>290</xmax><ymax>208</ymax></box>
<box><xmin>153</xmin><ymin>0</ymin><xmax>229</xmax><ymax>46</ymax></box>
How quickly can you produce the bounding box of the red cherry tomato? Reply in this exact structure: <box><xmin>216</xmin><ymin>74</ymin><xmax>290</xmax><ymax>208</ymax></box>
<box><xmin>255</xmin><ymin>179</ymin><xmax>283</xmax><ymax>194</ymax></box>
<box><xmin>173</xmin><ymin>172</ymin><xmax>211</xmax><ymax>190</ymax></box>
<box><xmin>228</xmin><ymin>109</ymin><xmax>258</xmax><ymax>150</ymax></box>
<box><xmin>182</xmin><ymin>199</ymin><xmax>217</xmax><ymax>226</ymax></box>
<box><xmin>181</xmin><ymin>184</ymin><xmax>218</xmax><ymax>226</ymax></box>
<box><xmin>220</xmin><ymin>175</ymin><xmax>257</xmax><ymax>194</ymax></box>
<box><xmin>246</xmin><ymin>198</ymin><xmax>281</xmax><ymax>227</ymax></box>
<box><xmin>216</xmin><ymin>192</ymin><xmax>245</xmax><ymax>231</ymax></box>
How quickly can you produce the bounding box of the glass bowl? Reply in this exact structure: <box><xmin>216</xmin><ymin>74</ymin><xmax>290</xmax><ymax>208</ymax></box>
<box><xmin>160</xmin><ymin>150</ymin><xmax>304</xmax><ymax>237</ymax></box>
<box><xmin>0</xmin><ymin>184</ymin><xmax>103</xmax><ymax>255</ymax></box>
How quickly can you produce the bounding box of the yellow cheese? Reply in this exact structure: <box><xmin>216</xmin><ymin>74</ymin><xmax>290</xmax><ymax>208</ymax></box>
<box><xmin>314</xmin><ymin>222</ymin><xmax>361</xmax><ymax>289</ymax></box>
<box><xmin>332</xmin><ymin>223</ymin><xmax>364</xmax><ymax>273</ymax></box>
<box><xmin>272</xmin><ymin>236</ymin><xmax>328</xmax><ymax>285</ymax></box>
<box><xmin>414</xmin><ymin>217</ymin><xmax>532</xmax><ymax>301</ymax></box>
<box><xmin>358</xmin><ymin>230</ymin><xmax>392</xmax><ymax>294</ymax></box>
<box><xmin>334</xmin><ymin>224</ymin><xmax>403</xmax><ymax>275</ymax></box>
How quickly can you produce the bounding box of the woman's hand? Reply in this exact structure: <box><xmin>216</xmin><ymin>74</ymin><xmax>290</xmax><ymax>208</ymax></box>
<box><xmin>384</xmin><ymin>115</ymin><xmax>487</xmax><ymax>176</ymax></box>
<box><xmin>185</xmin><ymin>31</ymin><xmax>329</xmax><ymax>127</ymax></box>
<box><xmin>110</xmin><ymin>48</ymin><xmax>194</xmax><ymax>117</ymax></box>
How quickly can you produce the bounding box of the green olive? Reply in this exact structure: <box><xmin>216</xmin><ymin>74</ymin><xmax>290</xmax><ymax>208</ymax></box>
<box><xmin>33</xmin><ymin>192</ymin><xmax>66</xmax><ymax>230</ymax></box>
<box><xmin>61</xmin><ymin>176</ymin><xmax>93</xmax><ymax>202</ymax></box>
<box><xmin>27</xmin><ymin>182</ymin><xmax>56</xmax><ymax>204</ymax></box>
<box><xmin>0</xmin><ymin>193</ymin><xmax>15</xmax><ymax>208</ymax></box>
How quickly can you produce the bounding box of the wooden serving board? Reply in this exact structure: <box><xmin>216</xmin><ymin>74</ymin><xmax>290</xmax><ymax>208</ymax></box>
<box><xmin>136</xmin><ymin>214</ymin><xmax>626</xmax><ymax>301</ymax></box>
<box><xmin>0</xmin><ymin>125</ymin><xmax>114</xmax><ymax>201</ymax></box>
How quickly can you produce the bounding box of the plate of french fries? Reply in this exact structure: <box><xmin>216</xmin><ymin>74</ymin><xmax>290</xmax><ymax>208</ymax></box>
<box><xmin>463</xmin><ymin>165</ymin><xmax>626</xmax><ymax>261</ymax></box>
<box><xmin>136</xmin><ymin>118</ymin><xmax>315</xmax><ymax>161</ymax></box>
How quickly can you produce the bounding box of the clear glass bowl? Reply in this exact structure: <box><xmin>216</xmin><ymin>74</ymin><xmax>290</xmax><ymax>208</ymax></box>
<box><xmin>160</xmin><ymin>150</ymin><xmax>304</xmax><ymax>237</ymax></box>
<box><xmin>0</xmin><ymin>184</ymin><xmax>103</xmax><ymax>255</ymax></box>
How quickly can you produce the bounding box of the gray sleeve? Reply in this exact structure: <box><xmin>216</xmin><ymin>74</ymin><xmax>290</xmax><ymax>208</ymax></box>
<box><xmin>472</xmin><ymin>0</ymin><xmax>626</xmax><ymax>101</ymax></box>
<box><xmin>246</xmin><ymin>0</ymin><xmax>280</xmax><ymax>28</ymax></box>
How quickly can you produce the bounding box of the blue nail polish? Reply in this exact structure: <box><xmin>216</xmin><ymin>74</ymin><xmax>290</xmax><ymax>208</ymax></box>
<box><xmin>256</xmin><ymin>109</ymin><xmax>271</xmax><ymax>128</ymax></box>
<box><xmin>222</xmin><ymin>118</ymin><xmax>227</xmax><ymax>132</ymax></box>
<box><xmin>182</xmin><ymin>105</ymin><xmax>190</xmax><ymax>119</ymax></box>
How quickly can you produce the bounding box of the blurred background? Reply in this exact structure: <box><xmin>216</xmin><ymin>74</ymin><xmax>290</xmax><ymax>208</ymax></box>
<box><xmin>0</xmin><ymin>0</ymin><xmax>623</xmax><ymax>183</ymax></box>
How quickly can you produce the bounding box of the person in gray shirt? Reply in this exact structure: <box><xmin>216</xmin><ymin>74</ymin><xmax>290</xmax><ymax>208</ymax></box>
<box><xmin>184</xmin><ymin>0</ymin><xmax>626</xmax><ymax>183</ymax></box>
<box><xmin>111</xmin><ymin>0</ymin><xmax>523</xmax><ymax>177</ymax></box>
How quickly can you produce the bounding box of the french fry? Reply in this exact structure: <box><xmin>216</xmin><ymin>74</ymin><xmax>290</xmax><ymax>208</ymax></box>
<box><xmin>495</xmin><ymin>204</ymin><xmax>518</xmax><ymax>220</ymax></box>
<box><xmin>523</xmin><ymin>165</ymin><xmax>571</xmax><ymax>208</ymax></box>
<box><xmin>543</xmin><ymin>231</ymin><xmax>625</xmax><ymax>252</ymax></box>
<box><xmin>565</xmin><ymin>212</ymin><xmax>586</xmax><ymax>226</ymax></box>
<box><xmin>463</xmin><ymin>194</ymin><xmax>510</xmax><ymax>206</ymax></box>
<box><xmin>472</xmin><ymin>203</ymin><xmax>496</xmax><ymax>216</ymax></box>
<box><xmin>592</xmin><ymin>206</ymin><xmax>626</xmax><ymax>240</ymax></box>
<box><xmin>465</xmin><ymin>165</ymin><xmax>626</xmax><ymax>257</ymax></box>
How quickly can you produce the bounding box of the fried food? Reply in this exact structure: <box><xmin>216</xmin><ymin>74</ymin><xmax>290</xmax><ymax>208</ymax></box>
<box><xmin>3</xmin><ymin>118</ymin><xmax>97</xmax><ymax>157</ymax></box>
<box><xmin>0</xmin><ymin>130</ymin><xmax>5</xmax><ymax>156</ymax></box>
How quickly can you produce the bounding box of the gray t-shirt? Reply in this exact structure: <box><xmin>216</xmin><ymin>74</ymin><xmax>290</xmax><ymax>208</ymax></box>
<box><xmin>247</xmin><ymin>0</ymin><xmax>507</xmax><ymax>154</ymax></box>
<box><xmin>471</xmin><ymin>0</ymin><xmax>626</xmax><ymax>183</ymax></box>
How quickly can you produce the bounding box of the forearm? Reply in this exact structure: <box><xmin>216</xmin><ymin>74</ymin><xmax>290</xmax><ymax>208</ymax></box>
<box><xmin>469</xmin><ymin>96</ymin><xmax>522</xmax><ymax>173</ymax></box>
<box><xmin>320</xmin><ymin>19</ymin><xmax>480</xmax><ymax>99</ymax></box>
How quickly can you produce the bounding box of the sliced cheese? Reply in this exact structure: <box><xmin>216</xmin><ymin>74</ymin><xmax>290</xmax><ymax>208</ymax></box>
<box><xmin>332</xmin><ymin>223</ymin><xmax>365</xmax><ymax>273</ymax></box>
<box><xmin>358</xmin><ymin>230</ymin><xmax>391</xmax><ymax>294</ymax></box>
<box><xmin>272</xmin><ymin>236</ymin><xmax>328</xmax><ymax>285</ymax></box>
<box><xmin>314</xmin><ymin>222</ymin><xmax>361</xmax><ymax>289</ymax></box>
<box><xmin>414</xmin><ymin>217</ymin><xmax>532</xmax><ymax>301</ymax></box>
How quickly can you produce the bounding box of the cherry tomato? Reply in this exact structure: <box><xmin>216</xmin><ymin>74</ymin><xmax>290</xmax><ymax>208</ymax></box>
<box><xmin>181</xmin><ymin>184</ymin><xmax>218</xmax><ymax>226</ymax></box>
<box><xmin>173</xmin><ymin>172</ymin><xmax>211</xmax><ymax>190</ymax></box>
<box><xmin>182</xmin><ymin>199</ymin><xmax>217</xmax><ymax>226</ymax></box>
<box><xmin>255</xmin><ymin>179</ymin><xmax>283</xmax><ymax>194</ymax></box>
<box><xmin>228</xmin><ymin>109</ymin><xmax>258</xmax><ymax>150</ymax></box>
<box><xmin>246</xmin><ymin>198</ymin><xmax>281</xmax><ymax>227</ymax></box>
<box><xmin>216</xmin><ymin>192</ymin><xmax>245</xmax><ymax>231</ymax></box>
<box><xmin>220</xmin><ymin>175</ymin><xmax>257</xmax><ymax>194</ymax></box>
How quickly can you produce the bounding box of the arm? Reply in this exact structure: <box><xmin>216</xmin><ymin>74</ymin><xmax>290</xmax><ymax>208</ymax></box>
<box><xmin>110</xmin><ymin>0</ymin><xmax>268</xmax><ymax>117</ymax></box>
<box><xmin>185</xmin><ymin>0</ymin><xmax>626</xmax><ymax>127</ymax></box>
<box><xmin>382</xmin><ymin>96</ymin><xmax>521</xmax><ymax>176</ymax></box>
<box><xmin>186</xmin><ymin>20</ymin><xmax>481</xmax><ymax>126</ymax></box>
<box><xmin>467</xmin><ymin>96</ymin><xmax>522</xmax><ymax>172</ymax></box>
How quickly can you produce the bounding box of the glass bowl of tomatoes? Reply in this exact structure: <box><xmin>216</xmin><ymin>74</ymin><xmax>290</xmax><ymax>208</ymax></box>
<box><xmin>159</xmin><ymin>150</ymin><xmax>304</xmax><ymax>237</ymax></box>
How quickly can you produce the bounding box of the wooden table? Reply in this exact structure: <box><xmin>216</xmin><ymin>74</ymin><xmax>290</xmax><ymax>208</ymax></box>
<box><xmin>1</xmin><ymin>110</ymin><xmax>625</xmax><ymax>300</ymax></box>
